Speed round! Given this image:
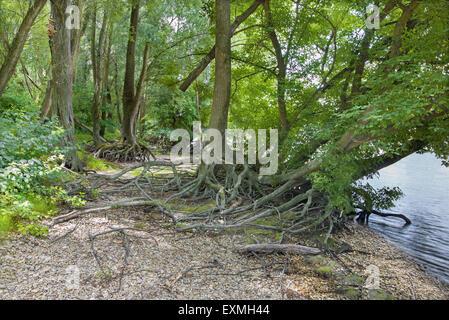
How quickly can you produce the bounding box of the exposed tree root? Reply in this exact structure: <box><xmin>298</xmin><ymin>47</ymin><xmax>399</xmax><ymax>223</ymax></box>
<box><xmin>59</xmin><ymin>160</ymin><xmax>340</xmax><ymax>243</ymax></box>
<box><xmin>356</xmin><ymin>209</ymin><xmax>411</xmax><ymax>226</ymax></box>
<box><xmin>94</xmin><ymin>141</ymin><xmax>156</xmax><ymax>162</ymax></box>
<box><xmin>57</xmin><ymin>149</ymin><xmax>412</xmax><ymax>251</ymax></box>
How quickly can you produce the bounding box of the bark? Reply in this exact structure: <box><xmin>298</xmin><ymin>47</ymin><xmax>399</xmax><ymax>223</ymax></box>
<box><xmin>22</xmin><ymin>66</ymin><xmax>34</xmax><ymax>99</ymax></box>
<box><xmin>138</xmin><ymin>90</ymin><xmax>147</xmax><ymax>131</ymax></box>
<box><xmin>49</xmin><ymin>0</ymin><xmax>83</xmax><ymax>172</ymax></box>
<box><xmin>389</xmin><ymin>1</ymin><xmax>419</xmax><ymax>60</ymax></box>
<box><xmin>114</xmin><ymin>59</ymin><xmax>122</xmax><ymax>125</ymax></box>
<box><xmin>356</xmin><ymin>140</ymin><xmax>426</xmax><ymax>180</ymax></box>
<box><xmin>349</xmin><ymin>1</ymin><xmax>397</xmax><ymax>100</ymax></box>
<box><xmin>195</xmin><ymin>81</ymin><xmax>200</xmax><ymax>115</ymax></box>
<box><xmin>208</xmin><ymin>0</ymin><xmax>232</xmax><ymax>137</ymax></box>
<box><xmin>40</xmin><ymin>81</ymin><xmax>53</xmax><ymax>120</ymax></box>
<box><xmin>370</xmin><ymin>210</ymin><xmax>411</xmax><ymax>225</ymax></box>
<box><xmin>179</xmin><ymin>0</ymin><xmax>263</xmax><ymax>92</ymax></box>
<box><xmin>0</xmin><ymin>0</ymin><xmax>47</xmax><ymax>99</ymax></box>
<box><xmin>20</xmin><ymin>61</ymin><xmax>40</xmax><ymax>91</ymax></box>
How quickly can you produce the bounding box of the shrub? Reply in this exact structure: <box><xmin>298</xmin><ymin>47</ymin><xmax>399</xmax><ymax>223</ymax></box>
<box><xmin>0</xmin><ymin>107</ymin><xmax>85</xmax><ymax>237</ymax></box>
<box><xmin>0</xmin><ymin>156</ymin><xmax>86</xmax><ymax>236</ymax></box>
<box><xmin>0</xmin><ymin>111</ymin><xmax>64</xmax><ymax>168</ymax></box>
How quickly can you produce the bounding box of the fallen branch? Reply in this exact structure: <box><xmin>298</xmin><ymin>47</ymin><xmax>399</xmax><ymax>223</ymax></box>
<box><xmin>52</xmin><ymin>198</ymin><xmax>174</xmax><ymax>225</ymax></box>
<box><xmin>237</xmin><ymin>243</ymin><xmax>321</xmax><ymax>255</ymax></box>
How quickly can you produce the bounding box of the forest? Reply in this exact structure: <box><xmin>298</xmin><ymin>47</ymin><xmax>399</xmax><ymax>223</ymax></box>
<box><xmin>0</xmin><ymin>0</ymin><xmax>448</xmax><ymax>300</ymax></box>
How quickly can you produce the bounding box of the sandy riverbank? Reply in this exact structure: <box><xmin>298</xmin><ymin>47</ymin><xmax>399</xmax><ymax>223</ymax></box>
<box><xmin>0</xmin><ymin>201</ymin><xmax>447</xmax><ymax>300</ymax></box>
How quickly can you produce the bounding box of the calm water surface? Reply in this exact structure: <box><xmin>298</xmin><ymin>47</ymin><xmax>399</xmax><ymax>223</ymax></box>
<box><xmin>366</xmin><ymin>153</ymin><xmax>449</xmax><ymax>284</ymax></box>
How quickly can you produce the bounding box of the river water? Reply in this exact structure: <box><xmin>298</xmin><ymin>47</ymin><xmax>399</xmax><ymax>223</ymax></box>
<box><xmin>366</xmin><ymin>153</ymin><xmax>449</xmax><ymax>284</ymax></box>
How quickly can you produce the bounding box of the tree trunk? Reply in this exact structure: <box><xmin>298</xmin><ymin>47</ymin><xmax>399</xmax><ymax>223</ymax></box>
<box><xmin>179</xmin><ymin>0</ymin><xmax>263</xmax><ymax>92</ymax></box>
<box><xmin>100</xmin><ymin>25</ymin><xmax>113</xmax><ymax>138</ymax></box>
<box><xmin>138</xmin><ymin>91</ymin><xmax>147</xmax><ymax>131</ymax></box>
<box><xmin>91</xmin><ymin>8</ymin><xmax>108</xmax><ymax>147</ymax></box>
<box><xmin>114</xmin><ymin>60</ymin><xmax>122</xmax><ymax>125</ymax></box>
<box><xmin>208</xmin><ymin>0</ymin><xmax>232</xmax><ymax>137</ymax></box>
<box><xmin>40</xmin><ymin>80</ymin><xmax>53</xmax><ymax>120</ymax></box>
<box><xmin>121</xmin><ymin>1</ymin><xmax>150</xmax><ymax>146</ymax></box>
<box><xmin>122</xmin><ymin>1</ymin><xmax>140</xmax><ymax>146</ymax></box>
<box><xmin>0</xmin><ymin>0</ymin><xmax>47</xmax><ymax>99</ymax></box>
<box><xmin>264</xmin><ymin>0</ymin><xmax>289</xmax><ymax>141</ymax></box>
<box><xmin>49</xmin><ymin>0</ymin><xmax>82</xmax><ymax>172</ymax></box>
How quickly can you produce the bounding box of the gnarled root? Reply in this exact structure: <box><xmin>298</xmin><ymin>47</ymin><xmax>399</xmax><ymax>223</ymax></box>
<box><xmin>59</xmin><ymin>161</ymin><xmax>342</xmax><ymax>242</ymax></box>
<box><xmin>94</xmin><ymin>141</ymin><xmax>156</xmax><ymax>162</ymax></box>
<box><xmin>165</xmin><ymin>163</ymin><xmax>341</xmax><ymax>237</ymax></box>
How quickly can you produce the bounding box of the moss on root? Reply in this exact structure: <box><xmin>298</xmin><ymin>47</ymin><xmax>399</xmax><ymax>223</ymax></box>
<box><xmin>78</xmin><ymin>151</ymin><xmax>118</xmax><ymax>171</ymax></box>
<box><xmin>315</xmin><ymin>265</ymin><xmax>337</xmax><ymax>278</ymax></box>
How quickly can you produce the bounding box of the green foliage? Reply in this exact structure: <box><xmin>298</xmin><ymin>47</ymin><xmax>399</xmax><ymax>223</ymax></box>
<box><xmin>0</xmin><ymin>82</ymin><xmax>35</xmax><ymax>115</ymax></box>
<box><xmin>72</xmin><ymin>81</ymin><xmax>94</xmax><ymax>125</ymax></box>
<box><xmin>0</xmin><ymin>103</ymin><xmax>85</xmax><ymax>236</ymax></box>
<box><xmin>0</xmin><ymin>156</ymin><xmax>86</xmax><ymax>236</ymax></box>
<box><xmin>351</xmin><ymin>183</ymin><xmax>403</xmax><ymax>212</ymax></box>
<box><xmin>0</xmin><ymin>214</ymin><xmax>14</xmax><ymax>237</ymax></box>
<box><xmin>141</xmin><ymin>88</ymin><xmax>199</xmax><ymax>139</ymax></box>
<box><xmin>0</xmin><ymin>112</ymin><xmax>64</xmax><ymax>168</ymax></box>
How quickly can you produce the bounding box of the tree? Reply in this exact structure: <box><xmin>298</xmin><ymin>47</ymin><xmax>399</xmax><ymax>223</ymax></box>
<box><xmin>91</xmin><ymin>5</ymin><xmax>109</xmax><ymax>147</ymax></box>
<box><xmin>49</xmin><ymin>0</ymin><xmax>83</xmax><ymax>172</ymax></box>
<box><xmin>45</xmin><ymin>0</ymin><xmax>449</xmax><ymax>242</ymax></box>
<box><xmin>0</xmin><ymin>0</ymin><xmax>47</xmax><ymax>99</ymax></box>
<box><xmin>121</xmin><ymin>0</ymin><xmax>148</xmax><ymax>146</ymax></box>
<box><xmin>162</xmin><ymin>0</ymin><xmax>449</xmax><ymax>233</ymax></box>
<box><xmin>94</xmin><ymin>0</ymin><xmax>153</xmax><ymax>161</ymax></box>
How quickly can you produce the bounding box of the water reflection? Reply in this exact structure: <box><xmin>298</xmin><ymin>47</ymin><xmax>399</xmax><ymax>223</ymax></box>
<box><xmin>366</xmin><ymin>153</ymin><xmax>449</xmax><ymax>284</ymax></box>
